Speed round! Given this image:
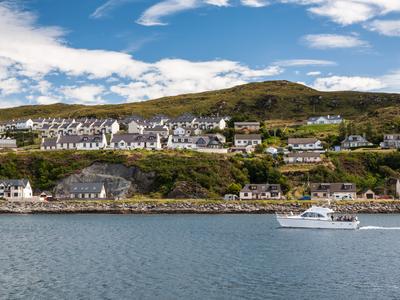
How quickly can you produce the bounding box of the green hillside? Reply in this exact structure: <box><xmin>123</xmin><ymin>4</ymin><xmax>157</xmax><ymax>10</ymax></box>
<box><xmin>1</xmin><ymin>80</ymin><xmax>399</xmax><ymax>121</ymax></box>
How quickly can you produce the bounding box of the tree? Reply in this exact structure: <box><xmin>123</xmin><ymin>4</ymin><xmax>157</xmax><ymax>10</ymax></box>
<box><xmin>226</xmin><ymin>183</ymin><xmax>242</xmax><ymax>195</ymax></box>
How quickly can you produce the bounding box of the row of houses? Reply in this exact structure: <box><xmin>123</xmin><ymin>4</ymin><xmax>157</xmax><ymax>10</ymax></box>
<box><xmin>3</xmin><ymin>178</ymin><xmax>398</xmax><ymax>201</ymax></box>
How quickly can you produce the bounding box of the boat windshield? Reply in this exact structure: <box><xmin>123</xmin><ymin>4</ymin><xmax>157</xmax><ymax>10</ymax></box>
<box><xmin>301</xmin><ymin>212</ymin><xmax>325</xmax><ymax>218</ymax></box>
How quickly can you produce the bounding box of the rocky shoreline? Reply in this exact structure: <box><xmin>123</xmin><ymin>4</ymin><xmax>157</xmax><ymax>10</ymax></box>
<box><xmin>1</xmin><ymin>200</ymin><xmax>400</xmax><ymax>214</ymax></box>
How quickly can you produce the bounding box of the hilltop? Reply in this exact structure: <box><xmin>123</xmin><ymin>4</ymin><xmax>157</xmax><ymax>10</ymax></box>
<box><xmin>1</xmin><ymin>80</ymin><xmax>399</xmax><ymax>121</ymax></box>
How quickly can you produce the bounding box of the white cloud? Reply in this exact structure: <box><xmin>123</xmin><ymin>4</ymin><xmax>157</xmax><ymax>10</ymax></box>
<box><xmin>241</xmin><ymin>0</ymin><xmax>269</xmax><ymax>8</ymax></box>
<box><xmin>310</xmin><ymin>75</ymin><xmax>385</xmax><ymax>91</ymax></box>
<box><xmin>36</xmin><ymin>95</ymin><xmax>60</xmax><ymax>105</ymax></box>
<box><xmin>0</xmin><ymin>98</ymin><xmax>25</xmax><ymax>108</ymax></box>
<box><xmin>303</xmin><ymin>34</ymin><xmax>369</xmax><ymax>49</ymax></box>
<box><xmin>366</xmin><ymin>19</ymin><xmax>400</xmax><ymax>37</ymax></box>
<box><xmin>0</xmin><ymin>3</ymin><xmax>285</xmax><ymax>104</ymax></box>
<box><xmin>136</xmin><ymin>0</ymin><xmax>199</xmax><ymax>26</ymax></box>
<box><xmin>0</xmin><ymin>77</ymin><xmax>21</xmax><ymax>96</ymax></box>
<box><xmin>61</xmin><ymin>85</ymin><xmax>106</xmax><ymax>104</ymax></box>
<box><xmin>307</xmin><ymin>71</ymin><xmax>321</xmax><ymax>76</ymax></box>
<box><xmin>91</xmin><ymin>0</ymin><xmax>133</xmax><ymax>19</ymax></box>
<box><xmin>274</xmin><ymin>59</ymin><xmax>336</xmax><ymax>67</ymax></box>
<box><xmin>205</xmin><ymin>0</ymin><xmax>230</xmax><ymax>6</ymax></box>
<box><xmin>380</xmin><ymin>70</ymin><xmax>400</xmax><ymax>92</ymax></box>
<box><xmin>281</xmin><ymin>0</ymin><xmax>400</xmax><ymax>25</ymax></box>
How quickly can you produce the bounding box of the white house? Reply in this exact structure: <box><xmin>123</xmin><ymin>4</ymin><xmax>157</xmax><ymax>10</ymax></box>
<box><xmin>310</xmin><ymin>183</ymin><xmax>357</xmax><ymax>200</ymax></box>
<box><xmin>193</xmin><ymin>117</ymin><xmax>226</xmax><ymax>130</ymax></box>
<box><xmin>110</xmin><ymin>133</ymin><xmax>161</xmax><ymax>150</ymax></box>
<box><xmin>0</xmin><ymin>179</ymin><xmax>33</xmax><ymax>200</ymax></box>
<box><xmin>15</xmin><ymin>119</ymin><xmax>34</xmax><ymax>130</ymax></box>
<box><xmin>288</xmin><ymin>138</ymin><xmax>323</xmax><ymax>151</ymax></box>
<box><xmin>381</xmin><ymin>134</ymin><xmax>400</xmax><ymax>149</ymax></box>
<box><xmin>173</xmin><ymin>126</ymin><xmax>202</xmax><ymax>136</ymax></box>
<box><xmin>239</xmin><ymin>184</ymin><xmax>282</xmax><ymax>200</ymax></box>
<box><xmin>167</xmin><ymin>134</ymin><xmax>225</xmax><ymax>151</ymax></box>
<box><xmin>41</xmin><ymin>134</ymin><xmax>108</xmax><ymax>150</ymax></box>
<box><xmin>284</xmin><ymin>152</ymin><xmax>322</xmax><ymax>164</ymax></box>
<box><xmin>307</xmin><ymin>115</ymin><xmax>343</xmax><ymax>125</ymax></box>
<box><xmin>69</xmin><ymin>182</ymin><xmax>107</xmax><ymax>199</ymax></box>
<box><xmin>234</xmin><ymin>134</ymin><xmax>262</xmax><ymax>148</ymax></box>
<box><xmin>167</xmin><ymin>114</ymin><xmax>197</xmax><ymax>129</ymax></box>
<box><xmin>341</xmin><ymin>135</ymin><xmax>373</xmax><ymax>149</ymax></box>
<box><xmin>102</xmin><ymin>119</ymin><xmax>120</xmax><ymax>134</ymax></box>
<box><xmin>0</xmin><ymin>137</ymin><xmax>17</xmax><ymax>149</ymax></box>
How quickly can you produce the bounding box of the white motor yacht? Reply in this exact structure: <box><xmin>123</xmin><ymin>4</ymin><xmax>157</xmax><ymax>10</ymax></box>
<box><xmin>276</xmin><ymin>206</ymin><xmax>360</xmax><ymax>230</ymax></box>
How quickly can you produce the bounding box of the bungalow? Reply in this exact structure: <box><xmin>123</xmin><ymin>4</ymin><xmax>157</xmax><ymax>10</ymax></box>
<box><xmin>307</xmin><ymin>115</ymin><xmax>343</xmax><ymax>125</ymax></box>
<box><xmin>381</xmin><ymin>134</ymin><xmax>400</xmax><ymax>149</ymax></box>
<box><xmin>41</xmin><ymin>134</ymin><xmax>107</xmax><ymax>150</ymax></box>
<box><xmin>341</xmin><ymin>135</ymin><xmax>373</xmax><ymax>149</ymax></box>
<box><xmin>310</xmin><ymin>183</ymin><xmax>357</xmax><ymax>200</ymax></box>
<box><xmin>0</xmin><ymin>137</ymin><xmax>17</xmax><ymax>149</ymax></box>
<box><xmin>0</xmin><ymin>179</ymin><xmax>33</xmax><ymax>200</ymax></box>
<box><xmin>284</xmin><ymin>152</ymin><xmax>322</xmax><ymax>164</ymax></box>
<box><xmin>239</xmin><ymin>184</ymin><xmax>282</xmax><ymax>200</ymax></box>
<box><xmin>234</xmin><ymin>122</ymin><xmax>260</xmax><ymax>132</ymax></box>
<box><xmin>167</xmin><ymin>134</ymin><xmax>224</xmax><ymax>150</ymax></box>
<box><xmin>110</xmin><ymin>133</ymin><xmax>161</xmax><ymax>150</ymax></box>
<box><xmin>69</xmin><ymin>182</ymin><xmax>107</xmax><ymax>200</ymax></box>
<box><xmin>234</xmin><ymin>134</ymin><xmax>262</xmax><ymax>148</ymax></box>
<box><xmin>288</xmin><ymin>138</ymin><xmax>323</xmax><ymax>151</ymax></box>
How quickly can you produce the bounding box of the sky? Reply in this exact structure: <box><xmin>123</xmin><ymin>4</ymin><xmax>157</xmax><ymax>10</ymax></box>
<box><xmin>0</xmin><ymin>0</ymin><xmax>399</xmax><ymax>108</ymax></box>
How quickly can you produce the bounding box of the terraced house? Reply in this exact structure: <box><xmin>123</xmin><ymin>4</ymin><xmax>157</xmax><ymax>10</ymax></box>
<box><xmin>41</xmin><ymin>134</ymin><xmax>107</xmax><ymax>150</ymax></box>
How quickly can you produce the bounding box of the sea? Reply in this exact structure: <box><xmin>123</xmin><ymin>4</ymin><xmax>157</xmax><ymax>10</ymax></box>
<box><xmin>0</xmin><ymin>214</ymin><xmax>399</xmax><ymax>300</ymax></box>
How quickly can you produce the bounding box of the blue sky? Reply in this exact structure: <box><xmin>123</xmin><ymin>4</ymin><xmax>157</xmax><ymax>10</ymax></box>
<box><xmin>0</xmin><ymin>0</ymin><xmax>399</xmax><ymax>107</ymax></box>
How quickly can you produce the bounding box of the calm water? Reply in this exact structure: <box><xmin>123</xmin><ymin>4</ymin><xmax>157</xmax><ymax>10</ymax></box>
<box><xmin>1</xmin><ymin>214</ymin><xmax>400</xmax><ymax>300</ymax></box>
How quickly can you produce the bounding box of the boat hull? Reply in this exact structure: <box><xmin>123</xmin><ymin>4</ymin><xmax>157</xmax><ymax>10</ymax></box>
<box><xmin>277</xmin><ymin>217</ymin><xmax>359</xmax><ymax>230</ymax></box>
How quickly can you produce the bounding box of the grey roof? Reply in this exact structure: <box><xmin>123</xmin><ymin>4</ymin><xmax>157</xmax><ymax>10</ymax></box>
<box><xmin>341</xmin><ymin>135</ymin><xmax>370</xmax><ymax>143</ymax></box>
<box><xmin>70</xmin><ymin>182</ymin><xmax>104</xmax><ymax>193</ymax></box>
<box><xmin>288</xmin><ymin>138</ymin><xmax>319</xmax><ymax>144</ymax></box>
<box><xmin>311</xmin><ymin>183</ymin><xmax>357</xmax><ymax>193</ymax></box>
<box><xmin>235</xmin><ymin>134</ymin><xmax>262</xmax><ymax>140</ymax></box>
<box><xmin>241</xmin><ymin>184</ymin><xmax>282</xmax><ymax>193</ymax></box>
<box><xmin>384</xmin><ymin>134</ymin><xmax>400</xmax><ymax>140</ymax></box>
<box><xmin>0</xmin><ymin>179</ymin><xmax>29</xmax><ymax>188</ymax></box>
<box><xmin>42</xmin><ymin>138</ymin><xmax>57</xmax><ymax>148</ymax></box>
<box><xmin>111</xmin><ymin>134</ymin><xmax>157</xmax><ymax>143</ymax></box>
<box><xmin>59</xmin><ymin>135</ymin><xmax>104</xmax><ymax>144</ymax></box>
<box><xmin>196</xmin><ymin>116</ymin><xmax>224</xmax><ymax>123</ymax></box>
<box><xmin>144</xmin><ymin>126</ymin><xmax>168</xmax><ymax>132</ymax></box>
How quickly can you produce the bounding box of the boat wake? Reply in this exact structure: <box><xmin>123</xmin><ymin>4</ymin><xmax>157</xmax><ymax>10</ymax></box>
<box><xmin>359</xmin><ymin>226</ymin><xmax>400</xmax><ymax>230</ymax></box>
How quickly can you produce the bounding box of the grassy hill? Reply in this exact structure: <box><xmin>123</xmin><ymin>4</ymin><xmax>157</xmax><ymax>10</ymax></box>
<box><xmin>1</xmin><ymin>80</ymin><xmax>400</xmax><ymax>121</ymax></box>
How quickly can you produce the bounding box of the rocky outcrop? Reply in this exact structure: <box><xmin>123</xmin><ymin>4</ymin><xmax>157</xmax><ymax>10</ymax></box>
<box><xmin>54</xmin><ymin>163</ymin><xmax>155</xmax><ymax>200</ymax></box>
<box><xmin>167</xmin><ymin>181</ymin><xmax>209</xmax><ymax>199</ymax></box>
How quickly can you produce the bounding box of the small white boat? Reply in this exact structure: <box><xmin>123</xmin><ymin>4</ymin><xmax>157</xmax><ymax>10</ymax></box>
<box><xmin>276</xmin><ymin>206</ymin><xmax>360</xmax><ymax>230</ymax></box>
